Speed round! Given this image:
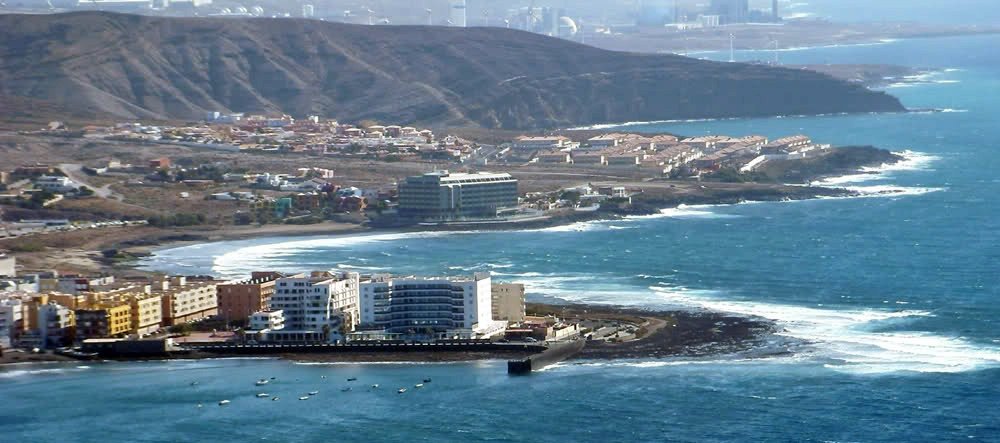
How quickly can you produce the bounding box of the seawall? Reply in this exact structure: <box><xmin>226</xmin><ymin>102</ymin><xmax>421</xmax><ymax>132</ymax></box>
<box><xmin>508</xmin><ymin>339</ymin><xmax>586</xmax><ymax>375</ymax></box>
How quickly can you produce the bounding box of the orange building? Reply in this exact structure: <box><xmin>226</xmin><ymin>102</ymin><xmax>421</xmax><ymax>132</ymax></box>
<box><xmin>216</xmin><ymin>272</ymin><xmax>285</xmax><ymax>324</ymax></box>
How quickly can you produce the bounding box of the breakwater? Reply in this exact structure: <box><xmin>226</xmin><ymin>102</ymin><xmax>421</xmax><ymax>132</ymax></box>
<box><xmin>189</xmin><ymin>341</ymin><xmax>545</xmax><ymax>356</ymax></box>
<box><xmin>508</xmin><ymin>340</ymin><xmax>586</xmax><ymax>375</ymax></box>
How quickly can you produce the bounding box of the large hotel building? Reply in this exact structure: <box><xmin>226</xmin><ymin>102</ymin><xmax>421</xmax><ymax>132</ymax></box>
<box><xmin>397</xmin><ymin>171</ymin><xmax>518</xmax><ymax>221</ymax></box>
<box><xmin>257</xmin><ymin>272</ymin><xmax>361</xmax><ymax>343</ymax></box>
<box><xmin>358</xmin><ymin>273</ymin><xmax>506</xmax><ymax>339</ymax></box>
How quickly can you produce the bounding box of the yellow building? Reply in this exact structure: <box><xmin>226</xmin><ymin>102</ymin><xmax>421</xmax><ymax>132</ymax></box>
<box><xmin>76</xmin><ymin>301</ymin><xmax>132</xmax><ymax>339</ymax></box>
<box><xmin>129</xmin><ymin>294</ymin><xmax>163</xmax><ymax>336</ymax></box>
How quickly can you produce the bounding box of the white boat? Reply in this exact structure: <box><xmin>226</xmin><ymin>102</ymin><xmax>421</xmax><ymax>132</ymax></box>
<box><xmin>414</xmin><ymin>383</ymin><xmax>424</xmax><ymax>388</ymax></box>
<box><xmin>308</xmin><ymin>391</ymin><xmax>319</xmax><ymax>395</ymax></box>
<box><xmin>255</xmin><ymin>379</ymin><xmax>269</xmax><ymax>386</ymax></box>
<box><xmin>371</xmin><ymin>384</ymin><xmax>380</xmax><ymax>389</ymax></box>
<box><xmin>218</xmin><ymin>400</ymin><xmax>231</xmax><ymax>406</ymax></box>
<box><xmin>298</xmin><ymin>396</ymin><xmax>309</xmax><ymax>401</ymax></box>
<box><xmin>256</xmin><ymin>393</ymin><xmax>269</xmax><ymax>398</ymax></box>
<box><xmin>271</xmin><ymin>397</ymin><xmax>280</xmax><ymax>401</ymax></box>
<box><xmin>397</xmin><ymin>388</ymin><xmax>407</xmax><ymax>394</ymax></box>
<box><xmin>341</xmin><ymin>387</ymin><xmax>352</xmax><ymax>392</ymax></box>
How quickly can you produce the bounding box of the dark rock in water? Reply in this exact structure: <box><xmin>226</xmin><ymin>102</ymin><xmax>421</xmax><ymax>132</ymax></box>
<box><xmin>754</xmin><ymin>145</ymin><xmax>904</xmax><ymax>184</ymax></box>
<box><xmin>0</xmin><ymin>12</ymin><xmax>903</xmax><ymax>129</ymax></box>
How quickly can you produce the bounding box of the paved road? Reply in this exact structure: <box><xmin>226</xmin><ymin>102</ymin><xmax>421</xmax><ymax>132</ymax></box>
<box><xmin>58</xmin><ymin>163</ymin><xmax>117</xmax><ymax>198</ymax></box>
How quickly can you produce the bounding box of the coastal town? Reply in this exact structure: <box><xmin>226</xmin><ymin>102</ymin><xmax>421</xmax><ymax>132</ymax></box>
<box><xmin>1</xmin><ymin>112</ymin><xmax>857</xmax><ymax>240</ymax></box>
<box><xmin>0</xmin><ymin>112</ymin><xmax>896</xmax><ymax>364</ymax></box>
<box><xmin>0</xmin><ymin>256</ymin><xmax>648</xmax><ymax>367</ymax></box>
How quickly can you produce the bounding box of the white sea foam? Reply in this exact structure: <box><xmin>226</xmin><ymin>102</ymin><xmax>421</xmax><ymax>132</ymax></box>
<box><xmin>839</xmin><ymin>185</ymin><xmax>945</xmax><ymax>198</ymax></box>
<box><xmin>810</xmin><ymin>150</ymin><xmax>944</xmax><ymax>199</ymax></box>
<box><xmin>624</xmin><ymin>204</ymin><xmax>740</xmax><ymax>220</ymax></box>
<box><xmin>210</xmin><ymin>231</ymin><xmax>454</xmax><ymax>277</ymax></box>
<box><xmin>648</xmin><ymin>285</ymin><xmax>1000</xmax><ymax>374</ymax></box>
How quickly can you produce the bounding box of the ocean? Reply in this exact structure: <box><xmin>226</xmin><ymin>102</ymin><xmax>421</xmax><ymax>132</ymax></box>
<box><xmin>5</xmin><ymin>34</ymin><xmax>1000</xmax><ymax>442</ymax></box>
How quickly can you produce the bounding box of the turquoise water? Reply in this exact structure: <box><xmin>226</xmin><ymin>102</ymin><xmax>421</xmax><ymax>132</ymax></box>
<box><xmin>6</xmin><ymin>35</ymin><xmax>1000</xmax><ymax>442</ymax></box>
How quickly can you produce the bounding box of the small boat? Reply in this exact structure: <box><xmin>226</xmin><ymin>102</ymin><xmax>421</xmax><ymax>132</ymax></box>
<box><xmin>218</xmin><ymin>400</ymin><xmax>231</xmax><ymax>406</ymax></box>
<box><xmin>414</xmin><ymin>383</ymin><xmax>424</xmax><ymax>389</ymax></box>
<box><xmin>256</xmin><ymin>393</ymin><xmax>269</xmax><ymax>398</ymax></box>
<box><xmin>341</xmin><ymin>387</ymin><xmax>352</xmax><ymax>392</ymax></box>
<box><xmin>270</xmin><ymin>377</ymin><xmax>276</xmax><ymax>380</ymax></box>
<box><xmin>371</xmin><ymin>384</ymin><xmax>380</xmax><ymax>389</ymax></box>
<box><xmin>197</xmin><ymin>404</ymin><xmax>203</xmax><ymax>408</ymax></box>
<box><xmin>308</xmin><ymin>391</ymin><xmax>319</xmax><ymax>396</ymax></box>
<box><xmin>347</xmin><ymin>377</ymin><xmax>358</xmax><ymax>382</ymax></box>
<box><xmin>423</xmin><ymin>378</ymin><xmax>432</xmax><ymax>383</ymax></box>
<box><xmin>190</xmin><ymin>381</ymin><xmax>199</xmax><ymax>386</ymax></box>
<box><xmin>255</xmin><ymin>379</ymin><xmax>269</xmax><ymax>386</ymax></box>
<box><xmin>397</xmin><ymin>388</ymin><xmax>407</xmax><ymax>394</ymax></box>
<box><xmin>321</xmin><ymin>375</ymin><xmax>327</xmax><ymax>379</ymax></box>
<box><xmin>271</xmin><ymin>397</ymin><xmax>280</xmax><ymax>401</ymax></box>
<box><xmin>298</xmin><ymin>396</ymin><xmax>309</xmax><ymax>401</ymax></box>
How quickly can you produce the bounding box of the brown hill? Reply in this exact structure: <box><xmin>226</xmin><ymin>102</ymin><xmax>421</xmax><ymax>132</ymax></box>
<box><xmin>0</xmin><ymin>12</ymin><xmax>905</xmax><ymax>129</ymax></box>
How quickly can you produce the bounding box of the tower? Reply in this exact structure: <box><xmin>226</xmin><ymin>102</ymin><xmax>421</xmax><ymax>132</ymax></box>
<box><xmin>450</xmin><ymin>0</ymin><xmax>467</xmax><ymax>27</ymax></box>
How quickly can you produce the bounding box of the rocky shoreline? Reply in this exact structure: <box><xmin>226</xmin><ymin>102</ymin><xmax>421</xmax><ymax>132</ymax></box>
<box><xmin>0</xmin><ymin>302</ymin><xmax>780</xmax><ymax>368</ymax></box>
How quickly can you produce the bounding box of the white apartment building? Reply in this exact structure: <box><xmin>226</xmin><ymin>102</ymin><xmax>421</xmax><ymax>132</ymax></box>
<box><xmin>359</xmin><ymin>273</ymin><xmax>506</xmax><ymax>339</ymax></box>
<box><xmin>249</xmin><ymin>310</ymin><xmax>285</xmax><ymax>331</ymax></box>
<box><xmin>38</xmin><ymin>302</ymin><xmax>74</xmax><ymax>348</ymax></box>
<box><xmin>34</xmin><ymin>175</ymin><xmax>80</xmax><ymax>193</ymax></box>
<box><xmin>0</xmin><ymin>298</ymin><xmax>24</xmax><ymax>348</ymax></box>
<box><xmin>263</xmin><ymin>272</ymin><xmax>360</xmax><ymax>343</ymax></box>
<box><xmin>0</xmin><ymin>254</ymin><xmax>15</xmax><ymax>277</ymax></box>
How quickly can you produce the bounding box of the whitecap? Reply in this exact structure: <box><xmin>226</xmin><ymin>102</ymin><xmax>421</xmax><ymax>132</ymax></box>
<box><xmin>648</xmin><ymin>285</ymin><xmax>1000</xmax><ymax>374</ymax></box>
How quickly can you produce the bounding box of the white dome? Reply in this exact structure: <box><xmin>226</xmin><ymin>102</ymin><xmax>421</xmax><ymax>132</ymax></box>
<box><xmin>559</xmin><ymin>16</ymin><xmax>578</xmax><ymax>35</ymax></box>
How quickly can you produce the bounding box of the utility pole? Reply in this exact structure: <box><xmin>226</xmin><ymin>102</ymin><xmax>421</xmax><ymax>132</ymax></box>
<box><xmin>729</xmin><ymin>33</ymin><xmax>735</xmax><ymax>62</ymax></box>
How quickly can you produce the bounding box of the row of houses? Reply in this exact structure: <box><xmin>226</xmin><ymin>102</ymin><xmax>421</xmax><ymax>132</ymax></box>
<box><xmin>0</xmin><ymin>275</ymin><xmax>220</xmax><ymax>348</ymax></box>
<box><xmin>520</xmin><ymin>132</ymin><xmax>822</xmax><ymax>173</ymax></box>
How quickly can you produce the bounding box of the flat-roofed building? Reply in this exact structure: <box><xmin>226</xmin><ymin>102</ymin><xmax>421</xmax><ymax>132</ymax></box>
<box><xmin>38</xmin><ymin>302</ymin><xmax>75</xmax><ymax>347</ymax></box>
<box><xmin>217</xmin><ymin>272</ymin><xmax>284</xmax><ymax>323</ymax></box>
<box><xmin>0</xmin><ymin>254</ymin><xmax>14</xmax><ymax>277</ymax></box>
<box><xmin>262</xmin><ymin>272</ymin><xmax>360</xmax><ymax>343</ymax></box>
<box><xmin>0</xmin><ymin>298</ymin><xmax>24</xmax><ymax>347</ymax></box>
<box><xmin>76</xmin><ymin>301</ymin><xmax>130</xmax><ymax>339</ymax></box>
<box><xmin>129</xmin><ymin>293</ymin><xmax>163</xmax><ymax>336</ymax></box>
<box><xmin>156</xmin><ymin>277</ymin><xmax>219</xmax><ymax>326</ymax></box>
<box><xmin>249</xmin><ymin>310</ymin><xmax>285</xmax><ymax>331</ymax></box>
<box><xmin>398</xmin><ymin>171</ymin><xmax>518</xmax><ymax>220</ymax></box>
<box><xmin>359</xmin><ymin>273</ymin><xmax>506</xmax><ymax>339</ymax></box>
<box><xmin>491</xmin><ymin>283</ymin><xmax>526</xmax><ymax>323</ymax></box>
